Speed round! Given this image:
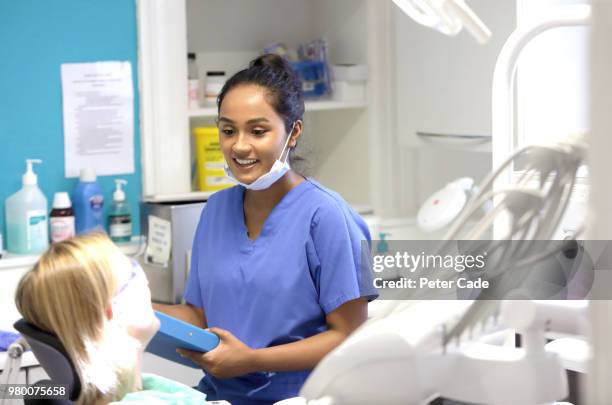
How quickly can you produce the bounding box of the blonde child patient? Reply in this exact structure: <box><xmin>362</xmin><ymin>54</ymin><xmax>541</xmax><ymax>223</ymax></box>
<box><xmin>15</xmin><ymin>233</ymin><xmax>205</xmax><ymax>404</ymax></box>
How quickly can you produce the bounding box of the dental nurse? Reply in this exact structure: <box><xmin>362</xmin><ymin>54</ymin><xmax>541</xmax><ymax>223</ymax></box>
<box><xmin>155</xmin><ymin>54</ymin><xmax>378</xmax><ymax>405</ymax></box>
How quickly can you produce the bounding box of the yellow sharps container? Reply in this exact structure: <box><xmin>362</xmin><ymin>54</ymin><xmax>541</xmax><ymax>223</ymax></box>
<box><xmin>193</xmin><ymin>127</ymin><xmax>233</xmax><ymax>191</ymax></box>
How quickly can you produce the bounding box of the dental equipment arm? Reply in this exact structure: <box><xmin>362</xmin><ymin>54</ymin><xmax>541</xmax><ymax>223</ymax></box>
<box><xmin>392</xmin><ymin>0</ymin><xmax>491</xmax><ymax>43</ymax></box>
<box><xmin>441</xmin><ymin>1</ymin><xmax>591</xmax><ymax>343</ymax></box>
<box><xmin>0</xmin><ymin>338</ymin><xmax>29</xmax><ymax>405</ymax></box>
<box><xmin>296</xmin><ymin>300</ymin><xmax>587</xmax><ymax>405</ymax></box>
<box><xmin>280</xmin><ymin>4</ymin><xmax>593</xmax><ymax>405</ymax></box>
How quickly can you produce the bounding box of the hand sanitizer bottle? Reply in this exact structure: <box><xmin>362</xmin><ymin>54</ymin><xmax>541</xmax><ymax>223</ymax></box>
<box><xmin>108</xmin><ymin>179</ymin><xmax>132</xmax><ymax>243</ymax></box>
<box><xmin>5</xmin><ymin>159</ymin><xmax>49</xmax><ymax>254</ymax></box>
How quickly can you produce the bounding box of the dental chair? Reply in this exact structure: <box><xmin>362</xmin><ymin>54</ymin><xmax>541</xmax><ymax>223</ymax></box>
<box><xmin>13</xmin><ymin>319</ymin><xmax>80</xmax><ymax>405</ymax></box>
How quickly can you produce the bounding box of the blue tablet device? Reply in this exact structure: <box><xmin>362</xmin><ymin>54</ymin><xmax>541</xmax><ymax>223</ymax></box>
<box><xmin>146</xmin><ymin>311</ymin><xmax>219</xmax><ymax>368</ymax></box>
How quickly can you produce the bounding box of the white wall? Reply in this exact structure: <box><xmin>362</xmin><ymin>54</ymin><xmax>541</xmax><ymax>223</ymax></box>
<box><xmin>308</xmin><ymin>109</ymin><xmax>371</xmax><ymax>206</ymax></box>
<box><xmin>186</xmin><ymin>0</ymin><xmax>315</xmax><ymax>52</ymax></box>
<box><xmin>313</xmin><ymin>0</ymin><xmax>368</xmax><ymax>65</ymax></box>
<box><xmin>393</xmin><ymin>0</ymin><xmax>517</xmax><ymax>215</ymax></box>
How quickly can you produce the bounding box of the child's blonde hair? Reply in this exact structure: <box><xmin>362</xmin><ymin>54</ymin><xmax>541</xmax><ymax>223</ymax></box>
<box><xmin>15</xmin><ymin>233</ymin><xmax>138</xmax><ymax>404</ymax></box>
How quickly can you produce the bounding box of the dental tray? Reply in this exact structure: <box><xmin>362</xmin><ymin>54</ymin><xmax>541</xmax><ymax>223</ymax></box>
<box><xmin>146</xmin><ymin>311</ymin><xmax>219</xmax><ymax>368</ymax></box>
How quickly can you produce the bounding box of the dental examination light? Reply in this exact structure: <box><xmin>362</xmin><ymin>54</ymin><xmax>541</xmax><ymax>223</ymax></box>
<box><xmin>392</xmin><ymin>0</ymin><xmax>492</xmax><ymax>44</ymax></box>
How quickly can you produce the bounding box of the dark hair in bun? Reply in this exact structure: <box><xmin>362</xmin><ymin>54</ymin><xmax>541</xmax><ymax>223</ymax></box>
<box><xmin>217</xmin><ymin>54</ymin><xmax>305</xmax><ymax>133</ymax></box>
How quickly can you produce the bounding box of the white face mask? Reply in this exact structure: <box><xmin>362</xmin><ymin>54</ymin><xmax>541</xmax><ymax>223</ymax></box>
<box><xmin>224</xmin><ymin>122</ymin><xmax>296</xmax><ymax>191</ymax></box>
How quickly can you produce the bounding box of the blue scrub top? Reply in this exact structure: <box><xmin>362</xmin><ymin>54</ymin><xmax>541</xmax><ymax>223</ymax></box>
<box><xmin>184</xmin><ymin>178</ymin><xmax>378</xmax><ymax>405</ymax></box>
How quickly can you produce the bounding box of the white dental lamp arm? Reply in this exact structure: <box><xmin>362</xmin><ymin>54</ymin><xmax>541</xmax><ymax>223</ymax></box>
<box><xmin>444</xmin><ymin>0</ymin><xmax>491</xmax><ymax>43</ymax></box>
<box><xmin>392</xmin><ymin>0</ymin><xmax>491</xmax><ymax>43</ymax></box>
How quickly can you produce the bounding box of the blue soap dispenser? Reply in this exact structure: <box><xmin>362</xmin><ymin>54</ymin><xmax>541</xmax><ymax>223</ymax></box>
<box><xmin>376</xmin><ymin>232</ymin><xmax>399</xmax><ymax>279</ymax></box>
<box><xmin>377</xmin><ymin>232</ymin><xmax>390</xmax><ymax>253</ymax></box>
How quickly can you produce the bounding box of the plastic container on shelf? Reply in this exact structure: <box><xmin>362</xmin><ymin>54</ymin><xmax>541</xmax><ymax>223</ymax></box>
<box><xmin>332</xmin><ymin>81</ymin><xmax>367</xmax><ymax>101</ymax></box>
<box><xmin>193</xmin><ymin>127</ymin><xmax>234</xmax><ymax>191</ymax></box>
<box><xmin>204</xmin><ymin>71</ymin><xmax>226</xmax><ymax>106</ymax></box>
<box><xmin>331</xmin><ymin>64</ymin><xmax>368</xmax><ymax>101</ymax></box>
<box><xmin>187</xmin><ymin>53</ymin><xmax>200</xmax><ymax>109</ymax></box>
<box><xmin>331</xmin><ymin>64</ymin><xmax>368</xmax><ymax>81</ymax></box>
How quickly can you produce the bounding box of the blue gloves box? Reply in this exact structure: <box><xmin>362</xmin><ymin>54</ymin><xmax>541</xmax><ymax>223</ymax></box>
<box><xmin>290</xmin><ymin>61</ymin><xmax>330</xmax><ymax>97</ymax></box>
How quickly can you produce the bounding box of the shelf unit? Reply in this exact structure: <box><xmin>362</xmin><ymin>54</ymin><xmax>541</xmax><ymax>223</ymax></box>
<box><xmin>188</xmin><ymin>99</ymin><xmax>368</xmax><ymax>119</ymax></box>
<box><xmin>416</xmin><ymin>132</ymin><xmax>492</xmax><ymax>153</ymax></box>
<box><xmin>137</xmin><ymin>0</ymin><xmax>396</xmax><ymax>215</ymax></box>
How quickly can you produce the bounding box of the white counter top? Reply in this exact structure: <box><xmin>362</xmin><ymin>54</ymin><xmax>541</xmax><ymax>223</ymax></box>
<box><xmin>0</xmin><ymin>253</ymin><xmax>39</xmax><ymax>271</ymax></box>
<box><xmin>0</xmin><ymin>237</ymin><xmax>144</xmax><ymax>272</ymax></box>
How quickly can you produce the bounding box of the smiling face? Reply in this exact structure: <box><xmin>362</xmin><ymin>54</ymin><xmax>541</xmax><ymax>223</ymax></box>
<box><xmin>218</xmin><ymin>84</ymin><xmax>294</xmax><ymax>185</ymax></box>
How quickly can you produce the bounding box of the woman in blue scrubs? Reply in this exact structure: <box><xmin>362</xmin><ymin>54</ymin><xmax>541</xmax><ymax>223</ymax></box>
<box><xmin>156</xmin><ymin>54</ymin><xmax>378</xmax><ymax>404</ymax></box>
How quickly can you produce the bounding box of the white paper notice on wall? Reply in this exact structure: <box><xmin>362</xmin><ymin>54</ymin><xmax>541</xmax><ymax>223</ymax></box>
<box><xmin>145</xmin><ymin>215</ymin><xmax>172</xmax><ymax>267</ymax></box>
<box><xmin>61</xmin><ymin>61</ymin><xmax>135</xmax><ymax>177</ymax></box>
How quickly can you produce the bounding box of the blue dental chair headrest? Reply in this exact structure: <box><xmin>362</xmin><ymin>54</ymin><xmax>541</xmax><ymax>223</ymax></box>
<box><xmin>13</xmin><ymin>318</ymin><xmax>81</xmax><ymax>403</ymax></box>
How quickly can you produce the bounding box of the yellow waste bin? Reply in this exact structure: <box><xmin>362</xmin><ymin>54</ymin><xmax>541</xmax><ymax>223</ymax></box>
<box><xmin>193</xmin><ymin>127</ymin><xmax>233</xmax><ymax>191</ymax></box>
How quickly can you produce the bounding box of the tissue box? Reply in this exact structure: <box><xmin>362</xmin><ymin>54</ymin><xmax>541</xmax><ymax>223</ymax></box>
<box><xmin>331</xmin><ymin>64</ymin><xmax>367</xmax><ymax>101</ymax></box>
<box><xmin>332</xmin><ymin>80</ymin><xmax>366</xmax><ymax>101</ymax></box>
<box><xmin>331</xmin><ymin>64</ymin><xmax>368</xmax><ymax>82</ymax></box>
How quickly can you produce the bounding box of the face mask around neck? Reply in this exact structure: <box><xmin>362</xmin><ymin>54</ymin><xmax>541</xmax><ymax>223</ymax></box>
<box><xmin>224</xmin><ymin>122</ymin><xmax>296</xmax><ymax>191</ymax></box>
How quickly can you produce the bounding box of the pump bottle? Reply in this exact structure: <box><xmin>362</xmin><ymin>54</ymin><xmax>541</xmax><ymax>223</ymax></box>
<box><xmin>73</xmin><ymin>168</ymin><xmax>105</xmax><ymax>234</ymax></box>
<box><xmin>108</xmin><ymin>179</ymin><xmax>132</xmax><ymax>243</ymax></box>
<box><xmin>5</xmin><ymin>159</ymin><xmax>49</xmax><ymax>254</ymax></box>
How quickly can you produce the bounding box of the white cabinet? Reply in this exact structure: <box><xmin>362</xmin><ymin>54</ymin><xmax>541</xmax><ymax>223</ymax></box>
<box><xmin>137</xmin><ymin>0</ymin><xmax>397</xmax><ymax>216</ymax></box>
<box><xmin>0</xmin><ymin>256</ymin><xmax>38</xmax><ymax>332</ymax></box>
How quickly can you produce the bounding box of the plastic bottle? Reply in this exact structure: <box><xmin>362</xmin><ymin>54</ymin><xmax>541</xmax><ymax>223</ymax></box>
<box><xmin>50</xmin><ymin>192</ymin><xmax>75</xmax><ymax>243</ymax></box>
<box><xmin>73</xmin><ymin>168</ymin><xmax>105</xmax><ymax>234</ymax></box>
<box><xmin>188</xmin><ymin>53</ymin><xmax>200</xmax><ymax>109</ymax></box>
<box><xmin>204</xmin><ymin>71</ymin><xmax>226</xmax><ymax>106</ymax></box>
<box><xmin>377</xmin><ymin>232</ymin><xmax>390</xmax><ymax>254</ymax></box>
<box><xmin>108</xmin><ymin>179</ymin><xmax>132</xmax><ymax>243</ymax></box>
<box><xmin>5</xmin><ymin>159</ymin><xmax>49</xmax><ymax>254</ymax></box>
